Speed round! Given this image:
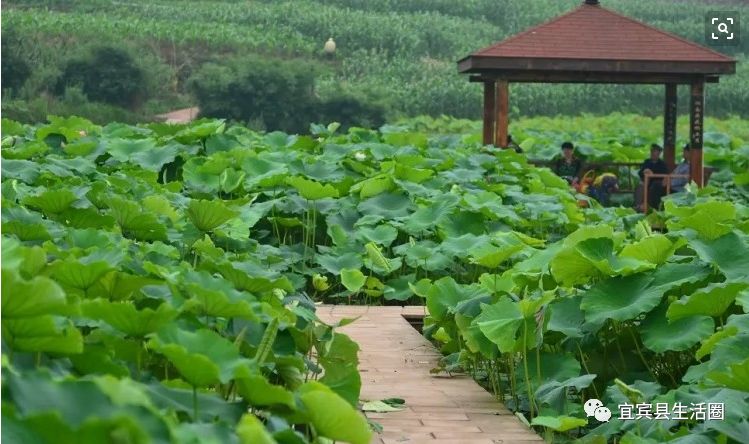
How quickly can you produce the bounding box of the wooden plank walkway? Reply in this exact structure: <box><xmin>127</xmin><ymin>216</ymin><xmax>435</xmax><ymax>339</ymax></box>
<box><xmin>318</xmin><ymin>305</ymin><xmax>543</xmax><ymax>444</ymax></box>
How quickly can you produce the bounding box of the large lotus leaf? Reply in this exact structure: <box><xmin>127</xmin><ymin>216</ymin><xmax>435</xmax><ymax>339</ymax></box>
<box><xmin>707</xmin><ymin>358</ymin><xmax>749</xmax><ymax>391</ymax></box>
<box><xmin>689</xmin><ymin>231</ymin><xmax>749</xmax><ymax>281</ymax></box>
<box><xmin>2</xmin><ymin>220</ymin><xmax>51</xmax><ymax>241</ymax></box>
<box><xmin>184</xmin><ymin>283</ymin><xmax>257</xmax><ymax>320</ymax></box>
<box><xmin>183</xmin><ymin>159</ymin><xmax>221</xmax><ymax>194</ymax></box>
<box><xmin>82</xmin><ymin>299</ymin><xmax>177</xmax><ymax>337</ymax></box>
<box><xmin>469</xmin><ymin>233</ymin><xmax>526</xmax><ymax>269</ymax></box>
<box><xmin>547</xmin><ymin>296</ymin><xmax>586</xmax><ymax>338</ymax></box>
<box><xmin>394</xmin><ymin>241</ymin><xmax>452</xmax><ymax>271</ymax></box>
<box><xmin>285</xmin><ymin>176</ymin><xmax>339</xmax><ymax>200</ymax></box>
<box><xmin>297</xmin><ymin>381</ymin><xmax>371</xmax><ymax>444</ymax></box>
<box><xmin>88</xmin><ymin>271</ymin><xmax>161</xmax><ymax>301</ymax></box>
<box><xmin>174</xmin><ymin>119</ymin><xmax>225</xmax><ymax>143</ymax></box>
<box><xmin>149</xmin><ymin>326</ymin><xmax>251</xmax><ymax>387</ymax></box>
<box><xmin>108</xmin><ymin>197</ymin><xmax>167</xmax><ymax>241</ymax></box>
<box><xmin>351</xmin><ymin>174</ymin><xmax>394</xmax><ymax>198</ymax></box>
<box><xmin>563</xmin><ymin>224</ymin><xmax>615</xmax><ymax>247</ymax></box>
<box><xmin>5</xmin><ymin>371</ymin><xmax>171</xmax><ymax>444</ymax></box>
<box><xmin>50</xmin><ymin>259</ymin><xmax>112</xmax><ymax>293</ymax></box>
<box><xmin>242</xmin><ymin>157</ymin><xmax>288</xmax><ymax>190</ymax></box>
<box><xmin>665</xmin><ymin>200</ymin><xmax>736</xmax><ymax>241</ymax></box>
<box><xmin>186</xmin><ymin>199</ymin><xmax>238</xmax><ymax>232</ymax></box>
<box><xmin>357</xmin><ymin>224</ymin><xmax>398</xmax><ymax>247</ymax></box>
<box><xmin>22</xmin><ymin>188</ymin><xmax>77</xmax><ymax>215</ymax></box>
<box><xmin>641</xmin><ymin>302</ymin><xmax>714</xmax><ymax>353</ymax></box>
<box><xmin>131</xmin><ymin>143</ymin><xmax>180</xmax><ymax>172</ymax></box>
<box><xmin>235</xmin><ymin>375</ymin><xmax>295</xmax><ymax>408</ymax></box>
<box><xmin>3</xmin><ymin>315</ymin><xmax>84</xmax><ymax>354</ymax></box>
<box><xmin>340</xmin><ymin>268</ymin><xmax>366</xmax><ymax>293</ymax></box>
<box><xmin>521</xmin><ymin>352</ymin><xmax>582</xmax><ymax>388</ymax></box>
<box><xmin>59</xmin><ymin>207</ymin><xmax>115</xmax><ymax>229</ymax></box>
<box><xmin>357</xmin><ymin>192</ymin><xmax>413</xmax><ymax>219</ymax></box>
<box><xmin>403</xmin><ymin>193</ymin><xmax>459</xmax><ymax>234</ymax></box>
<box><xmin>706</xmin><ymin>333</ymin><xmax>749</xmax><ymax>372</ymax></box>
<box><xmin>36</xmin><ymin>115</ymin><xmax>98</xmax><ymax>142</ymax></box>
<box><xmin>456</xmin><ymin>313</ymin><xmax>498</xmax><ymax>357</ymax></box>
<box><xmin>1</xmin><ymin>269</ymin><xmax>67</xmax><ymax>318</ymax></box>
<box><xmin>319</xmin><ymin>333</ymin><xmax>361</xmax><ymax>406</ymax></box>
<box><xmin>531</xmin><ymin>416</ymin><xmax>587</xmax><ymax>432</ymax></box>
<box><xmin>219</xmin><ymin>168</ymin><xmax>246</xmax><ymax>194</ymax></box>
<box><xmin>476</xmin><ymin>298</ymin><xmax>523</xmax><ymax>353</ymax></box>
<box><xmin>363</xmin><ymin>241</ymin><xmax>400</xmax><ymax>274</ymax></box>
<box><xmin>105</xmin><ymin>138</ymin><xmax>154</xmax><ymax>162</ymax></box>
<box><xmin>144</xmin><ymin>383</ymin><xmax>245</xmax><ymax>422</ymax></box>
<box><xmin>217</xmin><ymin>266</ymin><xmax>292</xmax><ymax>295</ymax></box>
<box><xmin>2</xmin><ymin>159</ymin><xmax>41</xmax><ymax>183</ymax></box>
<box><xmin>695</xmin><ymin>326</ymin><xmax>740</xmax><ymax>360</ymax></box>
<box><xmin>619</xmin><ymin>234</ymin><xmax>683</xmax><ymax>265</ymax></box>
<box><xmin>667</xmin><ymin>282</ymin><xmax>748</xmax><ymax>321</ymax></box>
<box><xmin>427</xmin><ymin>277</ymin><xmax>488</xmax><ymax>322</ymax></box>
<box><xmin>581</xmin><ymin>261</ymin><xmax>712</xmax><ymax>324</ymax></box>
<box><xmin>316</xmin><ymin>252</ymin><xmax>363</xmax><ymax>275</ymax></box>
<box><xmin>439</xmin><ymin>233</ymin><xmax>490</xmax><ymax>259</ymax></box>
<box><xmin>535</xmin><ymin>374</ymin><xmax>597</xmax><ymax>413</ymax></box>
<box><xmin>237</xmin><ymin>414</ymin><xmax>275</xmax><ymax>444</ymax></box>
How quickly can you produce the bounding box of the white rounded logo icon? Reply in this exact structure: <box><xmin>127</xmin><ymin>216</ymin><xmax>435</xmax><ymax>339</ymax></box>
<box><xmin>584</xmin><ymin>399</ymin><xmax>604</xmax><ymax>417</ymax></box>
<box><xmin>594</xmin><ymin>406</ymin><xmax>612</xmax><ymax>422</ymax></box>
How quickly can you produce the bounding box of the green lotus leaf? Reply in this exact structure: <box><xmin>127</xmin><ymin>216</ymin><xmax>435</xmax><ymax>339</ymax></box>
<box><xmin>707</xmin><ymin>358</ymin><xmax>749</xmax><ymax>391</ymax></box>
<box><xmin>59</xmin><ymin>207</ymin><xmax>116</xmax><ymax>229</ymax></box>
<box><xmin>149</xmin><ymin>326</ymin><xmax>251</xmax><ymax>387</ymax></box>
<box><xmin>352</xmin><ymin>174</ymin><xmax>394</xmax><ymax>198</ymax></box>
<box><xmin>667</xmin><ymin>282</ymin><xmax>749</xmax><ymax>321</ymax></box>
<box><xmin>36</xmin><ymin>115</ymin><xmax>98</xmax><ymax>143</ymax></box>
<box><xmin>285</xmin><ymin>176</ymin><xmax>339</xmax><ymax>200</ymax></box>
<box><xmin>476</xmin><ymin>298</ymin><xmax>523</xmax><ymax>353</ymax></box>
<box><xmin>2</xmin><ymin>221</ymin><xmax>51</xmax><ymax>241</ymax></box>
<box><xmin>319</xmin><ymin>333</ymin><xmax>361</xmax><ymax>406</ymax></box>
<box><xmin>108</xmin><ymin>197</ymin><xmax>167</xmax><ymax>241</ymax></box>
<box><xmin>184</xmin><ymin>282</ymin><xmax>258</xmax><ymax>320</ymax></box>
<box><xmin>695</xmin><ymin>326</ymin><xmax>739</xmax><ymax>360</ymax></box>
<box><xmin>581</xmin><ymin>261</ymin><xmax>711</xmax><ymax>324</ymax></box>
<box><xmin>427</xmin><ymin>277</ymin><xmax>488</xmax><ymax>322</ymax></box>
<box><xmin>82</xmin><ymin>299</ymin><xmax>177</xmax><ymax>337</ymax></box>
<box><xmin>468</xmin><ymin>237</ymin><xmax>525</xmax><ymax>269</ymax></box>
<box><xmin>689</xmin><ymin>231</ymin><xmax>749</xmax><ymax>281</ymax></box>
<box><xmin>403</xmin><ymin>193</ymin><xmax>459</xmax><ymax>234</ymax></box>
<box><xmin>1</xmin><ymin>159</ymin><xmax>41</xmax><ymax>183</ymax></box>
<box><xmin>219</xmin><ymin>168</ymin><xmax>246</xmax><ymax>193</ymax></box>
<box><xmin>666</xmin><ymin>200</ymin><xmax>736</xmax><ymax>241</ymax></box>
<box><xmin>235</xmin><ymin>375</ymin><xmax>295</xmax><ymax>408</ymax></box>
<box><xmin>535</xmin><ymin>374</ymin><xmax>597</xmax><ymax>412</ymax></box>
<box><xmin>531</xmin><ymin>415</ymin><xmax>587</xmax><ymax>432</ymax></box>
<box><xmin>547</xmin><ymin>296</ymin><xmax>586</xmax><ymax>338</ymax></box>
<box><xmin>2</xmin><ymin>269</ymin><xmax>67</xmax><ymax>319</ymax></box>
<box><xmin>297</xmin><ymin>381</ymin><xmax>371</xmax><ymax>444</ymax></box>
<box><xmin>357</xmin><ymin>192</ymin><xmax>413</xmax><ymax>219</ymax></box>
<box><xmin>186</xmin><ymin>199</ymin><xmax>238</xmax><ymax>232</ymax></box>
<box><xmin>174</xmin><ymin>119</ymin><xmax>225</xmax><ymax>143</ymax></box>
<box><xmin>144</xmin><ymin>383</ymin><xmax>245</xmax><ymax>422</ymax></box>
<box><xmin>357</xmin><ymin>224</ymin><xmax>398</xmax><ymax>247</ymax></box>
<box><xmin>619</xmin><ymin>234</ymin><xmax>683</xmax><ymax>265</ymax></box>
<box><xmin>214</xmin><ymin>262</ymin><xmax>293</xmax><ymax>293</ymax></box>
<box><xmin>316</xmin><ymin>252</ymin><xmax>363</xmax><ymax>275</ymax></box>
<box><xmin>3</xmin><ymin>316</ymin><xmax>83</xmax><ymax>354</ymax></box>
<box><xmin>22</xmin><ymin>188</ymin><xmax>77</xmax><ymax>215</ymax></box>
<box><xmin>237</xmin><ymin>414</ymin><xmax>276</xmax><ymax>444</ymax></box>
<box><xmin>50</xmin><ymin>259</ymin><xmax>112</xmax><ymax>294</ymax></box>
<box><xmin>340</xmin><ymin>268</ymin><xmax>366</xmax><ymax>293</ymax></box>
<box><xmin>641</xmin><ymin>302</ymin><xmax>714</xmax><ymax>353</ymax></box>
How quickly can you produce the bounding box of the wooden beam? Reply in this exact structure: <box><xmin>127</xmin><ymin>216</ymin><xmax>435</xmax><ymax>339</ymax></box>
<box><xmin>459</xmin><ymin>56</ymin><xmax>736</xmax><ymax>76</ymax></box>
<box><xmin>482</xmin><ymin>81</ymin><xmax>496</xmax><ymax>145</ymax></box>
<box><xmin>467</xmin><ymin>72</ymin><xmax>720</xmax><ymax>85</ymax></box>
<box><xmin>689</xmin><ymin>80</ymin><xmax>705</xmax><ymax>187</ymax></box>
<box><xmin>663</xmin><ymin>83</ymin><xmax>678</xmax><ymax>170</ymax></box>
<box><xmin>495</xmin><ymin>80</ymin><xmax>509</xmax><ymax>148</ymax></box>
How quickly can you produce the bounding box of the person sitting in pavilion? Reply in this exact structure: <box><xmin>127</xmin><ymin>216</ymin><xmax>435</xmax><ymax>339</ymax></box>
<box><xmin>669</xmin><ymin>144</ymin><xmax>691</xmax><ymax>193</ymax></box>
<box><xmin>553</xmin><ymin>141</ymin><xmax>582</xmax><ymax>185</ymax></box>
<box><xmin>635</xmin><ymin>144</ymin><xmax>669</xmax><ymax>211</ymax></box>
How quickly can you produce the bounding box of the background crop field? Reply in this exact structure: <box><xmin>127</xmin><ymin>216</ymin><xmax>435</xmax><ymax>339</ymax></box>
<box><xmin>3</xmin><ymin>0</ymin><xmax>749</xmax><ymax>124</ymax></box>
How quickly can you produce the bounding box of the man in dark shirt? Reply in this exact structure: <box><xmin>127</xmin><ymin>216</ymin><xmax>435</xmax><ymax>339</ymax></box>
<box><xmin>638</xmin><ymin>144</ymin><xmax>669</xmax><ymax>210</ymax></box>
<box><xmin>554</xmin><ymin>141</ymin><xmax>582</xmax><ymax>184</ymax></box>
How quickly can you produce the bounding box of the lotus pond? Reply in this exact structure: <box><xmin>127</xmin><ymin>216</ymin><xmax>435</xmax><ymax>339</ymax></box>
<box><xmin>2</xmin><ymin>115</ymin><xmax>748</xmax><ymax>443</ymax></box>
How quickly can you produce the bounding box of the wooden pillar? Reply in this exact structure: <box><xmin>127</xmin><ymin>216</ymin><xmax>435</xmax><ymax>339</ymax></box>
<box><xmin>482</xmin><ymin>81</ymin><xmax>496</xmax><ymax>145</ymax></box>
<box><xmin>689</xmin><ymin>80</ymin><xmax>705</xmax><ymax>187</ymax></box>
<box><xmin>663</xmin><ymin>83</ymin><xmax>677</xmax><ymax>170</ymax></box>
<box><xmin>494</xmin><ymin>80</ymin><xmax>509</xmax><ymax>148</ymax></box>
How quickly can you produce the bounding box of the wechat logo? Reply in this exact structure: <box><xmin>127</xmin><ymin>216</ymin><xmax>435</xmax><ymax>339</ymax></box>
<box><xmin>584</xmin><ymin>399</ymin><xmax>612</xmax><ymax>422</ymax></box>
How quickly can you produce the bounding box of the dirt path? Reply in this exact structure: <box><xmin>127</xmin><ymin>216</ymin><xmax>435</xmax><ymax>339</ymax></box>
<box><xmin>154</xmin><ymin>107</ymin><xmax>199</xmax><ymax>124</ymax></box>
<box><xmin>318</xmin><ymin>305</ymin><xmax>543</xmax><ymax>444</ymax></box>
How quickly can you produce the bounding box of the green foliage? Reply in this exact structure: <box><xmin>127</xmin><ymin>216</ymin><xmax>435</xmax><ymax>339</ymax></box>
<box><xmin>57</xmin><ymin>45</ymin><xmax>147</xmax><ymax>109</ymax></box>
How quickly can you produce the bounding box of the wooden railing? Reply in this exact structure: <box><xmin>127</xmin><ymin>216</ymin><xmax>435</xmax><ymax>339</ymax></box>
<box><xmin>642</xmin><ymin>173</ymin><xmax>689</xmax><ymax>213</ymax></box>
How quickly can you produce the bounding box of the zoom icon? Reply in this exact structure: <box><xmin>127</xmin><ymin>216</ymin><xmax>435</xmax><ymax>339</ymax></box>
<box><xmin>706</xmin><ymin>12</ymin><xmax>740</xmax><ymax>46</ymax></box>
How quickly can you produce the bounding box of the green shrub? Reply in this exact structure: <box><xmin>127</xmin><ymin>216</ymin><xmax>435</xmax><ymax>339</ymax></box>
<box><xmin>189</xmin><ymin>56</ymin><xmax>320</xmax><ymax>133</ymax></box>
<box><xmin>1</xmin><ymin>27</ymin><xmax>31</xmax><ymax>94</ymax></box>
<box><xmin>56</xmin><ymin>45</ymin><xmax>146</xmax><ymax>109</ymax></box>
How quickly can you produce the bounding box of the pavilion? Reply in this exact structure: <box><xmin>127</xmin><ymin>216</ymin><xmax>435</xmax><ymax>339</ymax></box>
<box><xmin>458</xmin><ymin>0</ymin><xmax>736</xmax><ymax>186</ymax></box>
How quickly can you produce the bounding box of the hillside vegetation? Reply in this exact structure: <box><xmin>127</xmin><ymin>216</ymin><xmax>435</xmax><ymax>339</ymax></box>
<box><xmin>3</xmin><ymin>0</ymin><xmax>748</xmax><ymax>126</ymax></box>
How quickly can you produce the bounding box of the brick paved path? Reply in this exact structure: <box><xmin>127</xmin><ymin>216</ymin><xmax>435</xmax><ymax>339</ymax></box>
<box><xmin>318</xmin><ymin>305</ymin><xmax>543</xmax><ymax>444</ymax></box>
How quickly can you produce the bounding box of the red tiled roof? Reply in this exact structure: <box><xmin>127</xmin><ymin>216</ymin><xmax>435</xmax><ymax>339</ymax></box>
<box><xmin>469</xmin><ymin>3</ymin><xmax>733</xmax><ymax>63</ymax></box>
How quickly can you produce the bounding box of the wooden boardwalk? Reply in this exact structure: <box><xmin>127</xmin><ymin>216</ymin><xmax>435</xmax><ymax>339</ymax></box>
<box><xmin>318</xmin><ymin>305</ymin><xmax>543</xmax><ymax>444</ymax></box>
